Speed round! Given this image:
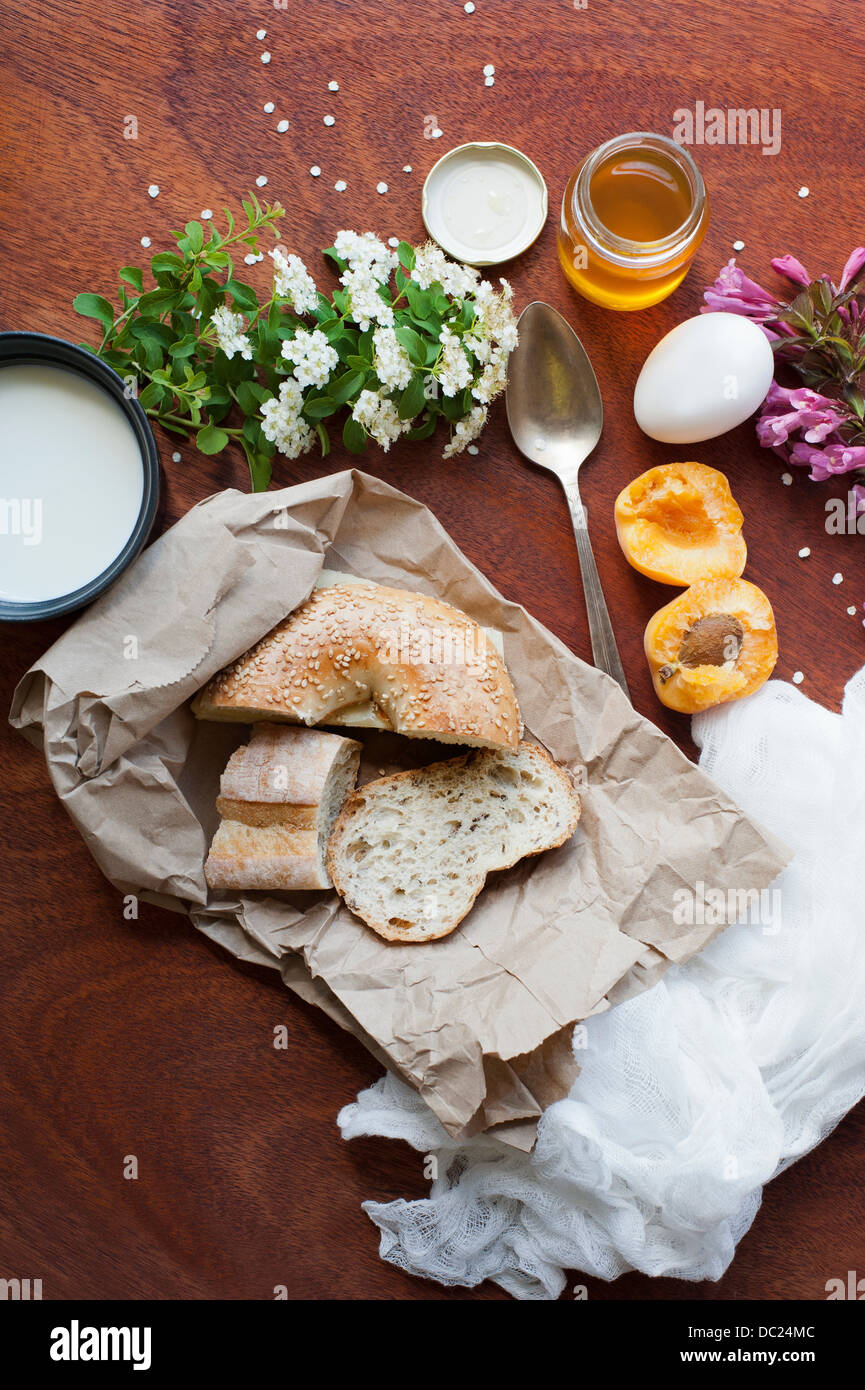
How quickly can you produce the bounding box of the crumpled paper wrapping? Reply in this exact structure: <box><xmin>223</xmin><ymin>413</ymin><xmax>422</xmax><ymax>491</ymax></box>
<box><xmin>9</xmin><ymin>469</ymin><xmax>789</xmax><ymax>1142</ymax></box>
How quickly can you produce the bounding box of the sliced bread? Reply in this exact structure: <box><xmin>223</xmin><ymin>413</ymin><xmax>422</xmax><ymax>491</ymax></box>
<box><xmin>327</xmin><ymin>743</ymin><xmax>581</xmax><ymax>942</ymax></box>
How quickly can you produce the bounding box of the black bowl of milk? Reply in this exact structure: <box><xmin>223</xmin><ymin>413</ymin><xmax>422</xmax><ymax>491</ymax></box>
<box><xmin>0</xmin><ymin>332</ymin><xmax>160</xmax><ymax>621</ymax></box>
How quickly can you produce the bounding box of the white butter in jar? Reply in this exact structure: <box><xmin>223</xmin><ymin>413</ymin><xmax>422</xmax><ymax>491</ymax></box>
<box><xmin>0</xmin><ymin>363</ymin><xmax>145</xmax><ymax>602</ymax></box>
<box><xmin>422</xmin><ymin>142</ymin><xmax>548</xmax><ymax>266</ymax></box>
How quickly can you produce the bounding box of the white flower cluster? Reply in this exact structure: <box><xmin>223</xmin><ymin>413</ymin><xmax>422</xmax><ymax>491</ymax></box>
<box><xmin>335</xmin><ymin>230</ymin><xmax>398</xmax><ymax>332</ymax></box>
<box><xmin>411</xmin><ymin>242</ymin><xmax>480</xmax><ymax>299</ymax></box>
<box><xmin>211</xmin><ymin>305</ymin><xmax>253</xmax><ymax>361</ymax></box>
<box><xmin>372</xmin><ymin>324</ymin><xmax>413</xmax><ymax>390</ymax></box>
<box><xmin>351</xmin><ymin>388</ymin><xmax>410</xmax><ymax>452</ymax></box>
<box><xmin>437</xmin><ymin>325</ymin><xmax>472</xmax><ymax>398</ymax></box>
<box><xmin>270</xmin><ymin>247</ymin><xmax>318</xmax><ymax>315</ymax></box>
<box><xmin>443</xmin><ymin>405</ymin><xmax>488</xmax><ymax>458</ymax></box>
<box><xmin>282</xmin><ymin>327</ymin><xmax>338</xmax><ymax>389</ymax></box>
<box><xmin>261</xmin><ymin>378</ymin><xmax>313</xmax><ymax>459</ymax></box>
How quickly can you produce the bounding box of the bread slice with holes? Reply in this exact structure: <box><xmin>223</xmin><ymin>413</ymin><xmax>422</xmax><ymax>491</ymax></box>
<box><xmin>327</xmin><ymin>743</ymin><xmax>581</xmax><ymax>942</ymax></box>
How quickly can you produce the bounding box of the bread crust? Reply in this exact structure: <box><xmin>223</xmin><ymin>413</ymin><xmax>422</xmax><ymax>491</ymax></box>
<box><xmin>327</xmin><ymin>743</ymin><xmax>581</xmax><ymax>942</ymax></box>
<box><xmin>192</xmin><ymin>583</ymin><xmax>521</xmax><ymax>751</ymax></box>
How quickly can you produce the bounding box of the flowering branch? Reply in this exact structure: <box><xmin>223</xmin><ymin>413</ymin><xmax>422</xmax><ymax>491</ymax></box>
<box><xmin>702</xmin><ymin>247</ymin><xmax>865</xmax><ymax>506</ymax></box>
<box><xmin>74</xmin><ymin>199</ymin><xmax>517</xmax><ymax>491</ymax></box>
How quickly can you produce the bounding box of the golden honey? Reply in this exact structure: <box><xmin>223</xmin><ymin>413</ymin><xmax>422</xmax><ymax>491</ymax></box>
<box><xmin>558</xmin><ymin>133</ymin><xmax>709</xmax><ymax>311</ymax></box>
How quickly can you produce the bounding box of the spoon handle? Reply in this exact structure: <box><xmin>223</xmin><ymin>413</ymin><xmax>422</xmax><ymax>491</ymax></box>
<box><xmin>564</xmin><ymin>480</ymin><xmax>631</xmax><ymax>700</ymax></box>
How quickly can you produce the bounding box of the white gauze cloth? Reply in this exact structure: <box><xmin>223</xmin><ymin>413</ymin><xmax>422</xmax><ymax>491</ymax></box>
<box><xmin>337</xmin><ymin>670</ymin><xmax>865</xmax><ymax>1298</ymax></box>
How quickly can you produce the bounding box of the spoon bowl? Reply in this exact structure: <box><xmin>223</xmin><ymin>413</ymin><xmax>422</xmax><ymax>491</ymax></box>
<box><xmin>506</xmin><ymin>301</ymin><xmax>630</xmax><ymax>697</ymax></box>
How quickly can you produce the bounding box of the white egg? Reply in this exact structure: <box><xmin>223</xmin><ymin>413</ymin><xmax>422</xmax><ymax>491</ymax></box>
<box><xmin>633</xmin><ymin>312</ymin><xmax>775</xmax><ymax>444</ymax></box>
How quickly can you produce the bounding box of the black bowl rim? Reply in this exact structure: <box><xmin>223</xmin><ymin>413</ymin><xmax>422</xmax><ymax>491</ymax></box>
<box><xmin>0</xmin><ymin>330</ymin><xmax>161</xmax><ymax>622</ymax></box>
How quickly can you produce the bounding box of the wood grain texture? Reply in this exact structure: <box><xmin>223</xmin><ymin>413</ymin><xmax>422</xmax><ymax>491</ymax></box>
<box><xmin>1</xmin><ymin>0</ymin><xmax>863</xmax><ymax>1300</ymax></box>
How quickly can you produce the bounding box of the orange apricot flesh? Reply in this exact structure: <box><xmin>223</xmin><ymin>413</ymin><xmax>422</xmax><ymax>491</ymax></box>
<box><xmin>615</xmin><ymin>462</ymin><xmax>747</xmax><ymax>586</ymax></box>
<box><xmin>645</xmin><ymin>577</ymin><xmax>778</xmax><ymax>713</ymax></box>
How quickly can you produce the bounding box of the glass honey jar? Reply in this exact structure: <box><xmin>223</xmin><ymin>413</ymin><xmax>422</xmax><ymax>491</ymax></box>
<box><xmin>558</xmin><ymin>132</ymin><xmax>709</xmax><ymax>311</ymax></box>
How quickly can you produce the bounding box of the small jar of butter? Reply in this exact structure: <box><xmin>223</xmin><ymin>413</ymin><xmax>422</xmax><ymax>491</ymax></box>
<box><xmin>558</xmin><ymin>132</ymin><xmax>709</xmax><ymax>311</ymax></box>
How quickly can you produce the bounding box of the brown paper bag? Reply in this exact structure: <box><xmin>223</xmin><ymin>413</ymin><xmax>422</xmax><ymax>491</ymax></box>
<box><xmin>10</xmin><ymin>470</ymin><xmax>788</xmax><ymax>1141</ymax></box>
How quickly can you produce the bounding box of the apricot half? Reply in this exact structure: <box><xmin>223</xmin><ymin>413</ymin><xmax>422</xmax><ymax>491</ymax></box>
<box><xmin>645</xmin><ymin>577</ymin><xmax>778</xmax><ymax>713</ymax></box>
<box><xmin>615</xmin><ymin>462</ymin><xmax>747</xmax><ymax>586</ymax></box>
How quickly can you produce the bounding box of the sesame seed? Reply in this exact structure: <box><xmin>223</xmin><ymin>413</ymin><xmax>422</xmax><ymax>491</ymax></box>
<box><xmin>388</xmin><ymin>236</ymin><xmax>399</xmax><ymax>247</ymax></box>
<box><xmin>467</xmin><ymin>444</ymin><xmax>479</xmax><ymax>455</ymax></box>
<box><xmin>798</xmin><ymin>185</ymin><xmax>809</xmax><ymax>198</ymax></box>
<box><xmin>244</xmin><ymin>253</ymin><xmax>257</xmax><ymax>265</ymax></box>
<box><xmin>311</xmin><ymin>165</ymin><xmax>322</xmax><ymax>177</ymax></box>
<box><xmin>261</xmin><ymin>51</ymin><xmax>271</xmax><ymax>64</ymax></box>
<box><xmin>277</xmin><ymin>118</ymin><xmax>289</xmax><ymax>132</ymax></box>
<box><xmin>328</xmin><ymin>80</ymin><xmax>339</xmax><ymax>91</ymax></box>
<box><xmin>377</xmin><ymin>181</ymin><xmax>388</xmax><ymax>194</ymax></box>
<box><xmin>485</xmin><ymin>76</ymin><xmax>495</xmax><ymax>86</ymax></box>
<box><xmin>792</xmin><ymin>671</ymin><xmax>804</xmax><ymax>684</ymax></box>
<box><xmin>256</xmin><ymin>28</ymin><xmax>266</xmax><ymax>39</ymax></box>
<box><xmin>781</xmin><ymin>472</ymin><xmax>792</xmax><ymax>485</ymax></box>
<box><xmin>798</xmin><ymin>547</ymin><xmax>810</xmax><ymax>558</ymax></box>
<box><xmin>465</xmin><ymin>1</ymin><xmax>475</xmax><ymax>10</ymax></box>
<box><xmin>848</xmin><ymin>606</ymin><xmax>857</xmax><ymax>616</ymax></box>
<box><xmin>201</xmin><ymin>208</ymin><xmax>213</xmax><ymax>219</ymax></box>
<box><xmin>832</xmin><ymin>572</ymin><xmax>843</xmax><ymax>585</ymax></box>
<box><xmin>172</xmin><ymin>451</ymin><xmax>181</xmax><ymax>462</ymax></box>
<box><xmin>432</xmin><ymin>127</ymin><xmax>443</xmax><ymax>139</ymax></box>
<box><xmin>147</xmin><ymin>184</ymin><xmax>159</xmax><ymax>198</ymax></box>
<box><xmin>403</xmin><ymin>164</ymin><xmax>412</xmax><ymax>173</ymax></box>
<box><xmin>140</xmin><ymin>236</ymin><xmax>151</xmax><ymax>247</ymax></box>
<box><xmin>483</xmin><ymin>63</ymin><xmax>495</xmax><ymax>75</ymax></box>
<box><xmin>732</xmin><ymin>239</ymin><xmax>745</xmax><ymax>252</ymax></box>
<box><xmin>263</xmin><ymin>101</ymin><xmax>275</xmax><ymax>113</ymax></box>
<box><xmin>323</xmin><ymin>114</ymin><xmax>335</xmax><ymax>126</ymax></box>
<box><xmin>256</xmin><ymin>175</ymin><xmax>268</xmax><ymax>187</ymax></box>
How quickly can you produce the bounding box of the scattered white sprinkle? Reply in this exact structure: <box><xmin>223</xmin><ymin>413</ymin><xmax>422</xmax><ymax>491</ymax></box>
<box><xmin>276</xmin><ymin>118</ymin><xmax>289</xmax><ymax>132</ymax></box>
<box><xmin>432</xmin><ymin>127</ymin><xmax>443</xmax><ymax>139</ymax></box>
<box><xmin>201</xmin><ymin>208</ymin><xmax>213</xmax><ymax>220</ymax></box>
<box><xmin>465</xmin><ymin>1</ymin><xmax>475</xmax><ymax>10</ymax></box>
<box><xmin>467</xmin><ymin>444</ymin><xmax>479</xmax><ymax>455</ymax></box>
<box><xmin>387</xmin><ymin>237</ymin><xmax>399</xmax><ymax>247</ymax></box>
<box><xmin>147</xmin><ymin>184</ymin><xmax>159</xmax><ymax>198</ymax></box>
<box><xmin>376</xmin><ymin>181</ymin><xmax>388</xmax><ymax>194</ymax></box>
<box><xmin>323</xmin><ymin>114</ymin><xmax>335</xmax><ymax>126</ymax></box>
<box><xmin>328</xmin><ymin>80</ymin><xmax>339</xmax><ymax>91</ymax></box>
<box><xmin>848</xmin><ymin>606</ymin><xmax>857</xmax><ymax>616</ymax></box>
<box><xmin>732</xmin><ymin>239</ymin><xmax>745</xmax><ymax>252</ymax></box>
<box><xmin>255</xmin><ymin>175</ymin><xmax>268</xmax><ymax>187</ymax></box>
<box><xmin>256</xmin><ymin>28</ymin><xmax>266</xmax><ymax>40</ymax></box>
<box><xmin>403</xmin><ymin>164</ymin><xmax>412</xmax><ymax>173</ymax></box>
<box><xmin>483</xmin><ymin>63</ymin><xmax>495</xmax><ymax>76</ymax></box>
<box><xmin>781</xmin><ymin>472</ymin><xmax>792</xmax><ymax>485</ymax></box>
<box><xmin>140</xmin><ymin>236</ymin><xmax>151</xmax><ymax>248</ymax></box>
<box><xmin>172</xmin><ymin>451</ymin><xmax>181</xmax><ymax>462</ymax></box>
<box><xmin>832</xmin><ymin>572</ymin><xmax>843</xmax><ymax>585</ymax></box>
<box><xmin>244</xmin><ymin>253</ymin><xmax>257</xmax><ymax>265</ymax></box>
<box><xmin>263</xmin><ymin>101</ymin><xmax>275</xmax><ymax>113</ymax></box>
<box><xmin>485</xmin><ymin>76</ymin><xmax>495</xmax><ymax>86</ymax></box>
<box><xmin>310</xmin><ymin>165</ymin><xmax>321</xmax><ymax>177</ymax></box>
<box><xmin>798</xmin><ymin>185</ymin><xmax>809</xmax><ymax>198</ymax></box>
<box><xmin>792</xmin><ymin>671</ymin><xmax>805</xmax><ymax>685</ymax></box>
<box><xmin>798</xmin><ymin>547</ymin><xmax>810</xmax><ymax>558</ymax></box>
<box><xmin>260</xmin><ymin>51</ymin><xmax>271</xmax><ymax>64</ymax></box>
<box><xmin>334</xmin><ymin>179</ymin><xmax>347</xmax><ymax>191</ymax></box>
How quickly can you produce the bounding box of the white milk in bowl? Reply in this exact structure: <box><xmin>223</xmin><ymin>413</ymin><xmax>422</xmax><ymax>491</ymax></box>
<box><xmin>0</xmin><ymin>362</ymin><xmax>145</xmax><ymax>603</ymax></box>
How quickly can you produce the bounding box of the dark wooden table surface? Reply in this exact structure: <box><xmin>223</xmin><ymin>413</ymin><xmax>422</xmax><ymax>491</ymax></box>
<box><xmin>2</xmin><ymin>0</ymin><xmax>863</xmax><ymax>1301</ymax></box>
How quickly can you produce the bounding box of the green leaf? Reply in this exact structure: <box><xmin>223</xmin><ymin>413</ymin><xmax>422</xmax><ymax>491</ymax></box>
<box><xmin>342</xmin><ymin>416</ymin><xmax>367</xmax><ymax>453</ymax></box>
<box><xmin>302</xmin><ymin>394</ymin><xmax>338</xmax><ymax>420</ymax></box>
<box><xmin>137</xmin><ymin>287</ymin><xmax>181</xmax><ymax>319</ymax></box>
<box><xmin>397</xmin><ymin>373</ymin><xmax>427</xmax><ymax>420</ymax></box>
<box><xmin>168</xmin><ymin>334</ymin><xmax>197</xmax><ymax>359</ymax></box>
<box><xmin>73</xmin><ymin>293</ymin><xmax>115</xmax><ymax>330</ymax></box>
<box><xmin>225</xmin><ymin>278</ymin><xmax>258</xmax><ymax>311</ymax></box>
<box><xmin>328</xmin><ymin>369</ymin><xmax>365</xmax><ymax>405</ymax></box>
<box><xmin>235</xmin><ymin>379</ymin><xmax>271</xmax><ymax>413</ymax></box>
<box><xmin>138</xmin><ymin>381</ymin><xmax>167</xmax><ymax>409</ymax></box>
<box><xmin>406</xmin><ymin>282</ymin><xmax>431</xmax><ymax>317</ymax></box>
<box><xmin>315</xmin><ymin>421</ymin><xmax>331</xmax><ymax>458</ymax></box>
<box><xmin>346</xmin><ymin>354</ymin><xmax>370</xmax><ymax>371</ymax></box>
<box><xmin>185</xmin><ymin>221</ymin><xmax>204</xmax><ymax>254</ymax></box>
<box><xmin>196</xmin><ymin>423</ymin><xmax>230</xmax><ymax>454</ymax></box>
<box><xmin>397</xmin><ymin>241</ymin><xmax>416</xmax><ymax>272</ymax></box>
<box><xmin>394</xmin><ymin>324</ymin><xmax>426</xmax><ymax>367</ymax></box>
<box><xmin>406</xmin><ymin>411</ymin><xmax>438</xmax><ymax>441</ymax></box>
<box><xmin>150</xmin><ymin>251</ymin><xmax>185</xmax><ymax>275</ymax></box>
<box><xmin>119</xmin><ymin>266</ymin><xmax>144</xmax><ymax>292</ymax></box>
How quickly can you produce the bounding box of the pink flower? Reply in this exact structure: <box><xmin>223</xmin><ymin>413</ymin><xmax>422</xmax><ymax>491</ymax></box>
<box><xmin>771</xmin><ymin>254</ymin><xmax>811</xmax><ymax>288</ymax></box>
<box><xmin>701</xmin><ymin>258</ymin><xmax>781</xmax><ymax>330</ymax></box>
<box><xmin>839</xmin><ymin>246</ymin><xmax>865</xmax><ymax>292</ymax></box>
<box><xmin>788</xmin><ymin>439</ymin><xmax>865</xmax><ymax>481</ymax></box>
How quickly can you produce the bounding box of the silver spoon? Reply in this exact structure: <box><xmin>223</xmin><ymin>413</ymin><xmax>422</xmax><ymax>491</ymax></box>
<box><xmin>506</xmin><ymin>300</ymin><xmax>631</xmax><ymax>699</ymax></box>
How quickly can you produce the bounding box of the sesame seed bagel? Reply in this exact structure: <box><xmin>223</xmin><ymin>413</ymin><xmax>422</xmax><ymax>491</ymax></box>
<box><xmin>191</xmin><ymin>582</ymin><xmax>521</xmax><ymax>751</ymax></box>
